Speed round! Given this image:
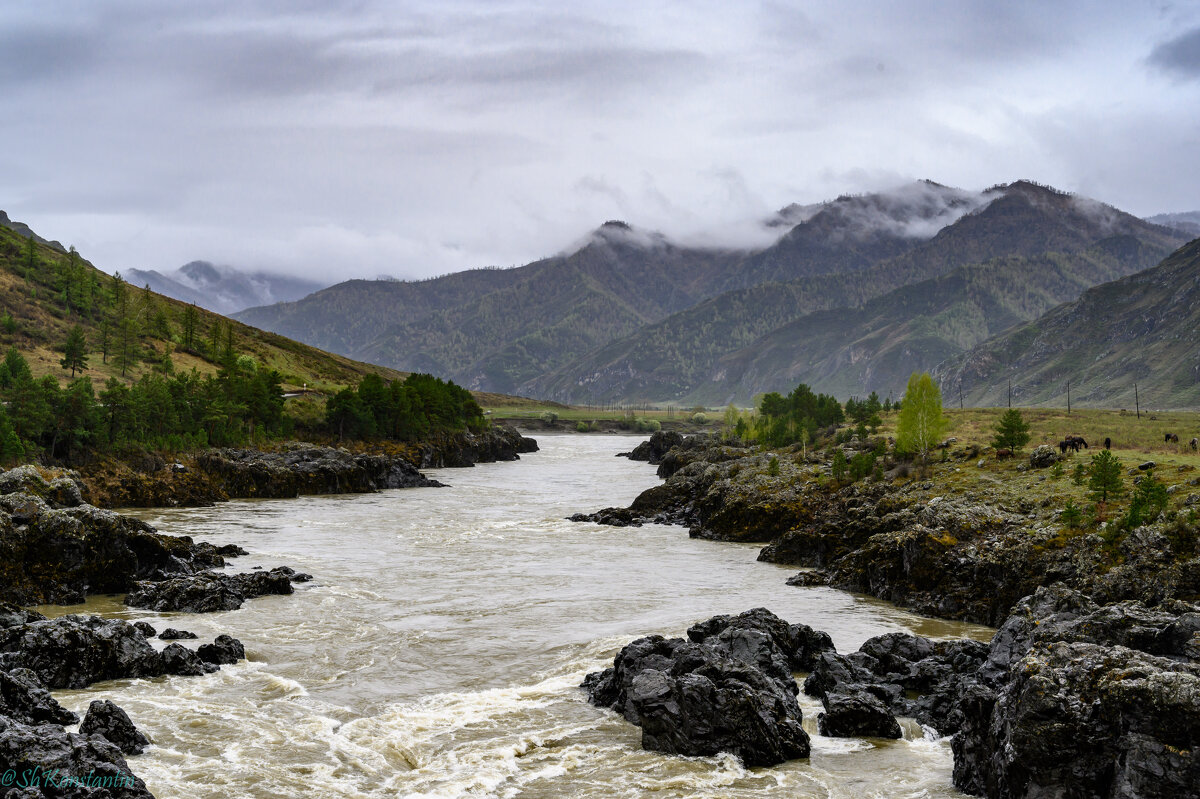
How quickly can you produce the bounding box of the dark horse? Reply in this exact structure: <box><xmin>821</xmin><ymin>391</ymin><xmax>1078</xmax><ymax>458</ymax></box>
<box><xmin>1192</xmin><ymin>437</ymin><xmax>1198</xmax><ymax>451</ymax></box>
<box><xmin>1166</xmin><ymin>433</ymin><xmax>1180</xmax><ymax>444</ymax></box>
<box><xmin>1058</xmin><ymin>436</ymin><xmax>1089</xmax><ymax>454</ymax></box>
<box><xmin>1104</xmin><ymin>437</ymin><xmax>1112</xmax><ymax>450</ymax></box>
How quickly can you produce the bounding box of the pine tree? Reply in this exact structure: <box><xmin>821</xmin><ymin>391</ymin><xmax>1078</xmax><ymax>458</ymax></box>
<box><xmin>23</xmin><ymin>236</ymin><xmax>36</xmax><ymax>284</ymax></box>
<box><xmin>895</xmin><ymin>372</ymin><xmax>947</xmax><ymax>463</ymax></box>
<box><xmin>59</xmin><ymin>324</ymin><xmax>89</xmax><ymax>377</ymax></box>
<box><xmin>1087</xmin><ymin>449</ymin><xmax>1125</xmax><ymax>505</ymax></box>
<box><xmin>991</xmin><ymin>408</ymin><xmax>1031</xmax><ymax>452</ymax></box>
<box><xmin>98</xmin><ymin>319</ymin><xmax>111</xmax><ymax>364</ymax></box>
<box><xmin>182</xmin><ymin>303</ymin><xmax>199</xmax><ymax>351</ymax></box>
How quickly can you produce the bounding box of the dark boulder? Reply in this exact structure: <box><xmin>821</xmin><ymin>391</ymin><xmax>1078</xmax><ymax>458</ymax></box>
<box><xmin>125</xmin><ymin>565</ymin><xmax>311</xmax><ymax>613</ymax></box>
<box><xmin>583</xmin><ymin>630</ymin><xmax>809</xmax><ymax>766</ymax></box>
<box><xmin>0</xmin><ymin>615</ymin><xmax>165</xmax><ymax>689</ymax></box>
<box><xmin>621</xmin><ymin>431</ymin><xmax>683</xmax><ymax>464</ymax></box>
<box><xmin>160</xmin><ymin>643</ymin><xmax>216</xmax><ymax>676</ymax></box>
<box><xmin>817</xmin><ymin>689</ymin><xmax>902</xmax><ymax>739</ymax></box>
<box><xmin>79</xmin><ymin>700</ymin><xmax>150</xmax><ymax>755</ymax></box>
<box><xmin>158</xmin><ymin>628</ymin><xmax>198</xmax><ymax>640</ymax></box>
<box><xmin>0</xmin><ymin>718</ymin><xmax>153</xmax><ymax>798</ymax></box>
<box><xmin>0</xmin><ymin>668</ymin><xmax>76</xmax><ymax>725</ymax></box>
<box><xmin>197</xmin><ymin>634</ymin><xmax>245</xmax><ymax>665</ymax></box>
<box><xmin>686</xmin><ymin>606</ymin><xmax>835</xmax><ymax>671</ymax></box>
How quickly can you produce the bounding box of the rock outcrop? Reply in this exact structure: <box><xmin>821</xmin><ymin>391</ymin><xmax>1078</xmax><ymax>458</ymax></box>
<box><xmin>583</xmin><ymin>608</ymin><xmax>811</xmax><ymax>766</ymax></box>
<box><xmin>79</xmin><ymin>700</ymin><xmax>150</xmax><ymax>756</ymax></box>
<box><xmin>620</xmin><ymin>431</ymin><xmax>683</xmax><ymax>464</ymax></box>
<box><xmin>125</xmin><ymin>566</ymin><xmax>312</xmax><ymax>613</ymax></box>
<box><xmin>0</xmin><ymin>494</ymin><xmax>229</xmax><ymax>606</ymax></box>
<box><xmin>0</xmin><ymin>615</ymin><xmax>242</xmax><ymax>689</ymax></box>
<box><xmin>77</xmin><ymin>425</ymin><xmax>538</xmax><ymax>509</ymax></box>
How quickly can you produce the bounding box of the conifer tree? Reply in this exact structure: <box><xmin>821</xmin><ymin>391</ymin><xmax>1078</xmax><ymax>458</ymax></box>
<box><xmin>991</xmin><ymin>408</ymin><xmax>1031</xmax><ymax>452</ymax></box>
<box><xmin>1087</xmin><ymin>449</ymin><xmax>1125</xmax><ymax>505</ymax></box>
<box><xmin>60</xmin><ymin>325</ymin><xmax>89</xmax><ymax>377</ymax></box>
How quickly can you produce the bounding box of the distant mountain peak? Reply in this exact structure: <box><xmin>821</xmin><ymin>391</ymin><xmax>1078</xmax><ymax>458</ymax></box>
<box><xmin>125</xmin><ymin>262</ymin><xmax>327</xmax><ymax>315</ymax></box>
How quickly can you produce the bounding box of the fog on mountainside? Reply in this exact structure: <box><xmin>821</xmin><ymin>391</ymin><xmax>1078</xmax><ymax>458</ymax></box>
<box><xmin>126</xmin><ymin>261</ymin><xmax>328</xmax><ymax>315</ymax></box>
<box><xmin>225</xmin><ymin>180</ymin><xmax>1188</xmax><ymax>407</ymax></box>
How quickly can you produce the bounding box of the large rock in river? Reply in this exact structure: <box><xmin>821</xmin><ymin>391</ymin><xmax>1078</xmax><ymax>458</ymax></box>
<box><xmin>583</xmin><ymin>609</ymin><xmax>811</xmax><ymax>766</ymax></box>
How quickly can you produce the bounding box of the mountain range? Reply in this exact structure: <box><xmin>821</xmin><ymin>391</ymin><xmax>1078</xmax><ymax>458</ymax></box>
<box><xmin>234</xmin><ymin>180</ymin><xmax>1191</xmax><ymax>406</ymax></box>
<box><xmin>125</xmin><ymin>261</ymin><xmax>327</xmax><ymax>315</ymax></box>
<box><xmin>936</xmin><ymin>236</ymin><xmax>1200</xmax><ymax>410</ymax></box>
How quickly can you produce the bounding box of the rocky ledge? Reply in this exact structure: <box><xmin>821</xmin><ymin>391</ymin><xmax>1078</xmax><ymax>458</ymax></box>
<box><xmin>0</xmin><ymin>606</ymin><xmax>249</xmax><ymax>798</ymax></box>
<box><xmin>79</xmin><ymin>424</ymin><xmax>538</xmax><ymax>509</ymax></box>
<box><xmin>587</xmin><ymin>590</ymin><xmax>1200</xmax><ymax>798</ymax></box>
<box><xmin>573</xmin><ymin>434</ymin><xmax>1200</xmax><ymax>626</ymax></box>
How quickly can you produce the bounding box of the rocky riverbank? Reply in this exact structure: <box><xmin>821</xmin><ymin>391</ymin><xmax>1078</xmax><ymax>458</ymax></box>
<box><xmin>72</xmin><ymin>424</ymin><xmax>538</xmax><ymax>509</ymax></box>
<box><xmin>577</xmin><ymin>432</ymin><xmax>1200</xmax><ymax>796</ymax></box>
<box><xmin>587</xmin><ymin>592</ymin><xmax>1200</xmax><ymax>798</ymax></box>
<box><xmin>0</xmin><ymin>462</ymin><xmax>323</xmax><ymax>797</ymax></box>
<box><xmin>573</xmin><ymin>434</ymin><xmax>1200</xmax><ymax>626</ymax></box>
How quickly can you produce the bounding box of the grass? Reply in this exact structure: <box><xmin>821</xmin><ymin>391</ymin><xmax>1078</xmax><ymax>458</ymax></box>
<box><xmin>867</xmin><ymin>406</ymin><xmax>1200</xmax><ymax>528</ymax></box>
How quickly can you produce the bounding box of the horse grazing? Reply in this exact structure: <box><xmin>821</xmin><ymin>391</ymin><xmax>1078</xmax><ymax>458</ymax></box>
<box><xmin>1192</xmin><ymin>437</ymin><xmax>1198</xmax><ymax>451</ymax></box>
<box><xmin>1104</xmin><ymin>437</ymin><xmax>1111</xmax><ymax>450</ymax></box>
<box><xmin>995</xmin><ymin>448</ymin><xmax>1013</xmax><ymax>460</ymax></box>
<box><xmin>1166</xmin><ymin>433</ymin><xmax>1180</xmax><ymax>444</ymax></box>
<box><xmin>1058</xmin><ymin>436</ymin><xmax>1089</xmax><ymax>454</ymax></box>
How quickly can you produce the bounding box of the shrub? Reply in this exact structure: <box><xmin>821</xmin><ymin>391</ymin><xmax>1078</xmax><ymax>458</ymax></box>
<box><xmin>576</xmin><ymin>421</ymin><xmax>590</xmax><ymax>432</ymax></box>
<box><xmin>767</xmin><ymin>456</ymin><xmax>780</xmax><ymax>477</ymax></box>
<box><xmin>1072</xmin><ymin>463</ymin><xmax>1087</xmax><ymax>486</ymax></box>
<box><xmin>831</xmin><ymin>448</ymin><xmax>847</xmax><ymax>483</ymax></box>
<box><xmin>1060</xmin><ymin>500</ymin><xmax>1083</xmax><ymax>528</ymax></box>
<box><xmin>692</xmin><ymin>412</ymin><xmax>708</xmax><ymax>424</ymax></box>
<box><xmin>1124</xmin><ymin>470</ymin><xmax>1169</xmax><ymax>529</ymax></box>
<box><xmin>539</xmin><ymin>411</ymin><xmax>559</xmax><ymax>423</ymax></box>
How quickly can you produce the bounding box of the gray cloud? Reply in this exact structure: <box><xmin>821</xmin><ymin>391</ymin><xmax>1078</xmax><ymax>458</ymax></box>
<box><xmin>1148</xmin><ymin>26</ymin><xmax>1200</xmax><ymax>79</ymax></box>
<box><xmin>0</xmin><ymin>1</ymin><xmax>1197</xmax><ymax>284</ymax></box>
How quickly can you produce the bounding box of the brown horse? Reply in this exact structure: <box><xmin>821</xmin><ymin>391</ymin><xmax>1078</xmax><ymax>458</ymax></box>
<box><xmin>1166</xmin><ymin>433</ymin><xmax>1180</xmax><ymax>444</ymax></box>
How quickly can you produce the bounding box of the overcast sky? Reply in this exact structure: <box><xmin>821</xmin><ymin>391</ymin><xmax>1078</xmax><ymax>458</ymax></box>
<box><xmin>2</xmin><ymin>1</ymin><xmax>1198</xmax><ymax>282</ymax></box>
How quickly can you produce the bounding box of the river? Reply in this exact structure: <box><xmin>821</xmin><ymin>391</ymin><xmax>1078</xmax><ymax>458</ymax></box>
<box><xmin>49</xmin><ymin>434</ymin><xmax>991</xmax><ymax>798</ymax></box>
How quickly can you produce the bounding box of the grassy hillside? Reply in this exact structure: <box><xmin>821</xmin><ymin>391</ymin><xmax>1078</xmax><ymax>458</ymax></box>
<box><xmin>937</xmin><ymin>236</ymin><xmax>1200</xmax><ymax>410</ymax></box>
<box><xmin>239</xmin><ymin>224</ymin><xmax>742</xmax><ymax>393</ymax></box>
<box><xmin>695</xmin><ymin>235</ymin><xmax>1170</xmax><ymax>404</ymax></box>
<box><xmin>0</xmin><ymin>224</ymin><xmax>407</xmax><ymax>392</ymax></box>
<box><xmin>529</xmin><ymin>182</ymin><xmax>1188</xmax><ymax>403</ymax></box>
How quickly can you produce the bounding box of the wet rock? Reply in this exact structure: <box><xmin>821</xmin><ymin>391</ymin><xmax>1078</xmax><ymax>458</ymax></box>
<box><xmin>621</xmin><ymin>431</ymin><xmax>683</xmax><ymax>464</ymax></box>
<box><xmin>1139</xmin><ymin>461</ymin><xmax>1157</xmax><ymax>471</ymax></box>
<box><xmin>160</xmin><ymin>643</ymin><xmax>216</xmax><ymax>676</ymax></box>
<box><xmin>0</xmin><ymin>602</ymin><xmax>45</xmax><ymax>630</ymax></box>
<box><xmin>953</xmin><ymin>641</ymin><xmax>1200</xmax><ymax>799</ymax></box>
<box><xmin>132</xmin><ymin>622</ymin><xmax>155</xmax><ymax>639</ymax></box>
<box><xmin>0</xmin><ymin>615</ymin><xmax>166</xmax><ymax>689</ymax></box>
<box><xmin>817</xmin><ymin>689</ymin><xmax>902</xmax><ymax>739</ymax></box>
<box><xmin>79</xmin><ymin>700</ymin><xmax>150</xmax><ymax>755</ymax></box>
<box><xmin>0</xmin><ymin>668</ymin><xmax>76</xmax><ymax>725</ymax></box>
<box><xmin>1028</xmin><ymin>446</ymin><xmax>1058</xmax><ymax>468</ymax></box>
<box><xmin>0</xmin><ymin>718</ymin><xmax>153</xmax><ymax>798</ymax></box>
<box><xmin>216</xmin><ymin>543</ymin><xmax>248</xmax><ymax>557</ymax></box>
<box><xmin>158</xmin><ymin>628</ymin><xmax>197</xmax><ymax>640</ymax></box>
<box><xmin>583</xmin><ymin>613</ymin><xmax>811</xmax><ymax>766</ymax></box>
<box><xmin>125</xmin><ymin>566</ymin><xmax>311</xmax><ymax>612</ymax></box>
<box><xmin>0</xmin><ymin>498</ymin><xmax>227</xmax><ymax>605</ymax></box>
<box><xmin>197</xmin><ymin>634</ymin><xmax>244</xmax><ymax>665</ymax></box>
<box><xmin>686</xmin><ymin>607</ymin><xmax>835</xmax><ymax>671</ymax></box>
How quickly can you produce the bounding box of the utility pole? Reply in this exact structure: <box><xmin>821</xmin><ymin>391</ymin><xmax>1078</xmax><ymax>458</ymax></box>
<box><xmin>959</xmin><ymin>384</ymin><xmax>963</xmax><ymax>410</ymax></box>
<box><xmin>1134</xmin><ymin>383</ymin><xmax>1140</xmax><ymax>420</ymax></box>
<box><xmin>1007</xmin><ymin>379</ymin><xmax>1012</xmax><ymax>409</ymax></box>
<box><xmin>1067</xmin><ymin>380</ymin><xmax>1071</xmax><ymax>416</ymax></box>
